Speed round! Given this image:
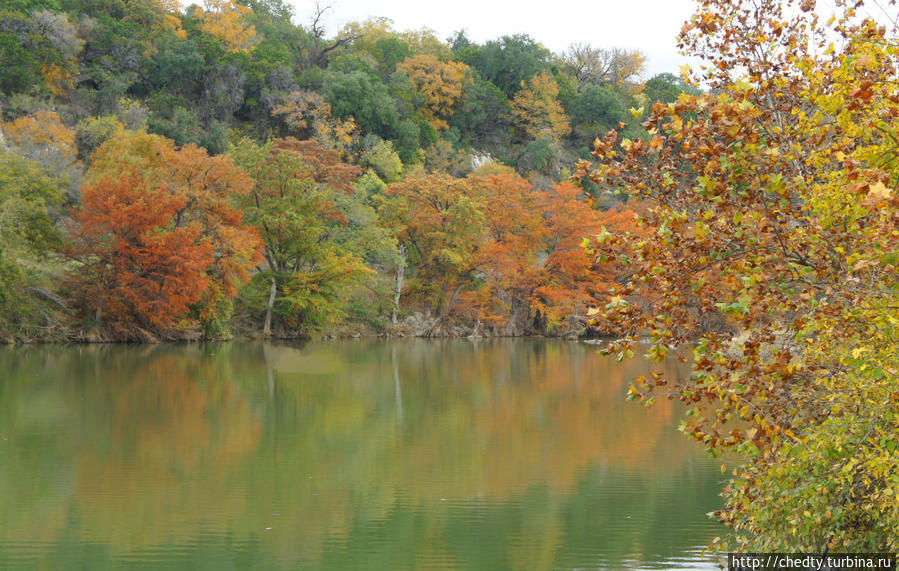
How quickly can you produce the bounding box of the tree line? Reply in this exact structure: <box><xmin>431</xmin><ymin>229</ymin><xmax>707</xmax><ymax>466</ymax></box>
<box><xmin>0</xmin><ymin>0</ymin><xmax>683</xmax><ymax>341</ymax></box>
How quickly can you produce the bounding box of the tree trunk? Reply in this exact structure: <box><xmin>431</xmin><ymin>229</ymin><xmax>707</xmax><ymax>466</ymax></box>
<box><xmin>263</xmin><ymin>277</ymin><xmax>277</xmax><ymax>337</ymax></box>
<box><xmin>391</xmin><ymin>245</ymin><xmax>407</xmax><ymax>325</ymax></box>
<box><xmin>442</xmin><ymin>284</ymin><xmax>463</xmax><ymax>320</ymax></box>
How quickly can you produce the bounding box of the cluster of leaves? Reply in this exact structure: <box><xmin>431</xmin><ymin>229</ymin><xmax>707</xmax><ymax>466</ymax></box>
<box><xmin>575</xmin><ymin>0</ymin><xmax>899</xmax><ymax>552</ymax></box>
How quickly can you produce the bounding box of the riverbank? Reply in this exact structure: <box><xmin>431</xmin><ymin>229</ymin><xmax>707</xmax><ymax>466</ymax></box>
<box><xmin>2</xmin><ymin>310</ymin><xmax>598</xmax><ymax>345</ymax></box>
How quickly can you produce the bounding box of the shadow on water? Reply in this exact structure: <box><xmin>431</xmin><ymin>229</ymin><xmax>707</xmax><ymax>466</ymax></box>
<box><xmin>0</xmin><ymin>339</ymin><xmax>725</xmax><ymax>569</ymax></box>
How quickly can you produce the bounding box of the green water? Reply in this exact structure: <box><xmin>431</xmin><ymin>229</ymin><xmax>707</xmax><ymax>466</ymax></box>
<box><xmin>0</xmin><ymin>339</ymin><xmax>724</xmax><ymax>570</ymax></box>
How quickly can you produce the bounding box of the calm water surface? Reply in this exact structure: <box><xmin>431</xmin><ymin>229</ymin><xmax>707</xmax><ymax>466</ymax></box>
<box><xmin>0</xmin><ymin>339</ymin><xmax>724</xmax><ymax>569</ymax></box>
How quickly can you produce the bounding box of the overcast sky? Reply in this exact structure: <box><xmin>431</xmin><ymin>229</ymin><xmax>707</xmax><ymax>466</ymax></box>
<box><xmin>289</xmin><ymin>0</ymin><xmax>699</xmax><ymax>78</ymax></box>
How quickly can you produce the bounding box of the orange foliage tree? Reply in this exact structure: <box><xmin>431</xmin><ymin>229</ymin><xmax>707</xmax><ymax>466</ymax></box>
<box><xmin>2</xmin><ymin>111</ymin><xmax>76</xmax><ymax>159</ymax></box>
<box><xmin>64</xmin><ymin>131</ymin><xmax>262</xmax><ymax>338</ymax></box>
<box><xmin>529</xmin><ymin>182</ymin><xmax>606</xmax><ymax>330</ymax></box>
<box><xmin>273</xmin><ymin>90</ymin><xmax>358</xmax><ymax>156</ymax></box>
<box><xmin>1</xmin><ymin>110</ymin><xmax>81</xmax><ymax>201</ymax></box>
<box><xmin>467</xmin><ymin>173</ymin><xmax>546</xmax><ymax>332</ymax></box>
<box><xmin>383</xmin><ymin>173</ymin><xmax>486</xmax><ymax>327</ymax></box>
<box><xmin>384</xmin><ymin>171</ymin><xmax>647</xmax><ymax>334</ymax></box>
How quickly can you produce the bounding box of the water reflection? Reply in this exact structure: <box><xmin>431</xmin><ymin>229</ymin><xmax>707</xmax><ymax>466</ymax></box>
<box><xmin>0</xmin><ymin>340</ymin><xmax>724</xmax><ymax>569</ymax></box>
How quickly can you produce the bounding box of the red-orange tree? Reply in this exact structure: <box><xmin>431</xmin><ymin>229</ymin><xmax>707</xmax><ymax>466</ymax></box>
<box><xmin>383</xmin><ymin>171</ymin><xmax>645</xmax><ymax>334</ymax></box>
<box><xmin>530</xmin><ymin>183</ymin><xmax>615</xmax><ymax>331</ymax></box>
<box><xmin>65</xmin><ymin>131</ymin><xmax>262</xmax><ymax>338</ymax></box>
<box><xmin>467</xmin><ymin>173</ymin><xmax>546</xmax><ymax>331</ymax></box>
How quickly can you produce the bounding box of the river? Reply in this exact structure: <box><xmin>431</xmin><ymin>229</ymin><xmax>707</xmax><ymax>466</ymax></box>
<box><xmin>0</xmin><ymin>339</ymin><xmax>724</xmax><ymax>569</ymax></box>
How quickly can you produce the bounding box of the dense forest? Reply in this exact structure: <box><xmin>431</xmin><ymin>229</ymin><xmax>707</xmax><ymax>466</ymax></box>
<box><xmin>0</xmin><ymin>0</ymin><xmax>695</xmax><ymax>342</ymax></box>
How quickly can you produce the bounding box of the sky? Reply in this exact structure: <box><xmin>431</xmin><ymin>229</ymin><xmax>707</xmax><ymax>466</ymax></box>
<box><xmin>289</xmin><ymin>0</ymin><xmax>699</xmax><ymax>78</ymax></box>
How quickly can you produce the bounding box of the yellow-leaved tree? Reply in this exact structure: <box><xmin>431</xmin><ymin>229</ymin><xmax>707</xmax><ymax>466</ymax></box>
<box><xmin>396</xmin><ymin>54</ymin><xmax>469</xmax><ymax>132</ymax></box>
<box><xmin>575</xmin><ymin>0</ymin><xmax>899</xmax><ymax>552</ymax></box>
<box><xmin>198</xmin><ymin>0</ymin><xmax>257</xmax><ymax>52</ymax></box>
<box><xmin>510</xmin><ymin>71</ymin><xmax>570</xmax><ymax>142</ymax></box>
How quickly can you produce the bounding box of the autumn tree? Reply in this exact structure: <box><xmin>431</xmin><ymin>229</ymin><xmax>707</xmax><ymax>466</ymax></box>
<box><xmin>510</xmin><ymin>71</ymin><xmax>570</xmax><ymax>142</ymax></box>
<box><xmin>66</xmin><ymin>169</ymin><xmax>215</xmax><ymax>338</ymax></box>
<box><xmin>396</xmin><ymin>54</ymin><xmax>469</xmax><ymax>132</ymax></box>
<box><xmin>273</xmin><ymin>89</ymin><xmax>357</xmax><ymax>154</ymax></box>
<box><xmin>197</xmin><ymin>0</ymin><xmax>258</xmax><ymax>52</ymax></box>
<box><xmin>575</xmin><ymin>0</ymin><xmax>899</xmax><ymax>552</ymax></box>
<box><xmin>382</xmin><ymin>172</ymin><xmax>486</xmax><ymax>327</ymax></box>
<box><xmin>466</xmin><ymin>173</ymin><xmax>546</xmax><ymax>332</ymax></box>
<box><xmin>230</xmin><ymin>137</ymin><xmax>391</xmax><ymax>334</ymax></box>
<box><xmin>65</xmin><ymin>131</ymin><xmax>262</xmax><ymax>339</ymax></box>
<box><xmin>381</xmin><ymin>171</ymin><xmax>637</xmax><ymax>335</ymax></box>
<box><xmin>526</xmin><ymin>182</ymin><xmax>605</xmax><ymax>331</ymax></box>
<box><xmin>1</xmin><ymin>110</ymin><xmax>82</xmax><ymax>201</ymax></box>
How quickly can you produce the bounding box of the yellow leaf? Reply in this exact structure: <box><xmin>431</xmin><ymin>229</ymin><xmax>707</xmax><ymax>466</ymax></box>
<box><xmin>862</xmin><ymin>181</ymin><xmax>891</xmax><ymax>208</ymax></box>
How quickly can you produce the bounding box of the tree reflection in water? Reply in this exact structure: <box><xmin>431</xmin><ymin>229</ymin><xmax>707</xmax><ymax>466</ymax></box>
<box><xmin>0</xmin><ymin>340</ymin><xmax>723</xmax><ymax>569</ymax></box>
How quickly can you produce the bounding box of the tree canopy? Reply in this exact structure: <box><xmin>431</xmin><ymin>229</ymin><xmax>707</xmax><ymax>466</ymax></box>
<box><xmin>576</xmin><ymin>0</ymin><xmax>899</xmax><ymax>552</ymax></box>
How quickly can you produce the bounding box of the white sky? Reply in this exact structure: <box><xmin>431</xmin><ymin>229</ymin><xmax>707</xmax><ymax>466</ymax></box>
<box><xmin>290</xmin><ymin>0</ymin><xmax>699</xmax><ymax>78</ymax></box>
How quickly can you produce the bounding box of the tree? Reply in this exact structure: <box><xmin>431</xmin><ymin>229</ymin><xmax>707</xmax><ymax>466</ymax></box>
<box><xmin>66</xmin><ymin>168</ymin><xmax>216</xmax><ymax>335</ymax></box>
<box><xmin>65</xmin><ymin>131</ymin><xmax>262</xmax><ymax>338</ymax></box>
<box><xmin>510</xmin><ymin>71</ymin><xmax>570</xmax><ymax>143</ymax></box>
<box><xmin>528</xmin><ymin>182</ymin><xmax>606</xmax><ymax>331</ymax></box>
<box><xmin>272</xmin><ymin>89</ymin><xmax>357</xmax><ymax>154</ymax></box>
<box><xmin>560</xmin><ymin>43</ymin><xmax>646</xmax><ymax>92</ymax></box>
<box><xmin>448</xmin><ymin>72</ymin><xmax>512</xmax><ymax>147</ymax></box>
<box><xmin>230</xmin><ymin>137</ymin><xmax>383</xmax><ymax>334</ymax></box>
<box><xmin>2</xmin><ymin>110</ymin><xmax>76</xmax><ymax>161</ymax></box>
<box><xmin>642</xmin><ymin>72</ymin><xmax>696</xmax><ymax>104</ymax></box>
<box><xmin>568</xmin><ymin>84</ymin><xmax>629</xmax><ymax>147</ymax></box>
<box><xmin>0</xmin><ymin>8</ymin><xmax>82</xmax><ymax>96</ymax></box>
<box><xmin>2</xmin><ymin>110</ymin><xmax>82</xmax><ymax>202</ymax></box>
<box><xmin>459</xmin><ymin>34</ymin><xmax>551</xmax><ymax>98</ymax></box>
<box><xmin>0</xmin><ymin>151</ymin><xmax>65</xmax><ymax>337</ymax></box>
<box><xmin>575</xmin><ymin>0</ymin><xmax>899</xmax><ymax>552</ymax></box>
<box><xmin>197</xmin><ymin>0</ymin><xmax>258</xmax><ymax>52</ymax></box>
<box><xmin>74</xmin><ymin>115</ymin><xmax>124</xmax><ymax>162</ymax></box>
<box><xmin>398</xmin><ymin>27</ymin><xmax>452</xmax><ymax>60</ymax></box>
<box><xmin>395</xmin><ymin>54</ymin><xmax>468</xmax><ymax>132</ymax></box>
<box><xmin>382</xmin><ymin>172</ymin><xmax>486</xmax><ymax>325</ymax></box>
<box><xmin>322</xmin><ymin>70</ymin><xmax>400</xmax><ymax>141</ymax></box>
<box><xmin>360</xmin><ymin>136</ymin><xmax>403</xmax><ymax>183</ymax></box>
<box><xmin>467</xmin><ymin>173</ymin><xmax>546</xmax><ymax>332</ymax></box>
